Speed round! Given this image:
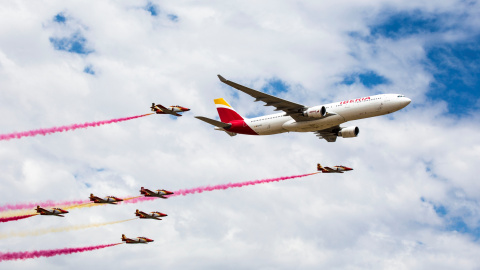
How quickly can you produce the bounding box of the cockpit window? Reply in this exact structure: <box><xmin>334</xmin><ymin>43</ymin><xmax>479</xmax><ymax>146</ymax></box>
<box><xmin>397</xmin><ymin>95</ymin><xmax>405</xmax><ymax>97</ymax></box>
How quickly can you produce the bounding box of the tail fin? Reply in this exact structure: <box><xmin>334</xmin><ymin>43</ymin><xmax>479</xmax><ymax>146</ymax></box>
<box><xmin>214</xmin><ymin>98</ymin><xmax>244</xmax><ymax>122</ymax></box>
<box><xmin>122</xmin><ymin>234</ymin><xmax>126</xmax><ymax>241</ymax></box>
<box><xmin>317</xmin><ymin>164</ymin><xmax>323</xmax><ymax>171</ymax></box>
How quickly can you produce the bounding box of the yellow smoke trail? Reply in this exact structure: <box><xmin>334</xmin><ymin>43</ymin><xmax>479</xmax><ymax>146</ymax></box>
<box><xmin>0</xmin><ymin>218</ymin><xmax>136</xmax><ymax>239</ymax></box>
<box><xmin>0</xmin><ymin>210</ymin><xmax>37</xmax><ymax>218</ymax></box>
<box><xmin>63</xmin><ymin>202</ymin><xmax>98</xmax><ymax>210</ymax></box>
<box><xmin>123</xmin><ymin>196</ymin><xmax>142</xmax><ymax>201</ymax></box>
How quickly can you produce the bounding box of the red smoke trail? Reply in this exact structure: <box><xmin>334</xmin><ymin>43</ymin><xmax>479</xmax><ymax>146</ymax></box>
<box><xmin>171</xmin><ymin>172</ymin><xmax>318</xmax><ymax>196</ymax></box>
<box><xmin>0</xmin><ymin>113</ymin><xmax>153</xmax><ymax>141</ymax></box>
<box><xmin>0</xmin><ymin>243</ymin><xmax>122</xmax><ymax>262</ymax></box>
<box><xmin>0</xmin><ymin>214</ymin><xmax>36</xmax><ymax>223</ymax></box>
<box><xmin>123</xmin><ymin>172</ymin><xmax>319</xmax><ymax>204</ymax></box>
<box><xmin>0</xmin><ymin>199</ymin><xmax>89</xmax><ymax>213</ymax></box>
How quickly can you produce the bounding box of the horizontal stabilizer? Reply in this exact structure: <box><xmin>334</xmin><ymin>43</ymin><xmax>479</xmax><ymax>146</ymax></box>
<box><xmin>195</xmin><ymin>116</ymin><xmax>232</xmax><ymax>129</ymax></box>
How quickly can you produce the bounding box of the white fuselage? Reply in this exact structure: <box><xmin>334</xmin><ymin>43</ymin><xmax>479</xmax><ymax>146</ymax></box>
<box><xmin>246</xmin><ymin>94</ymin><xmax>410</xmax><ymax>135</ymax></box>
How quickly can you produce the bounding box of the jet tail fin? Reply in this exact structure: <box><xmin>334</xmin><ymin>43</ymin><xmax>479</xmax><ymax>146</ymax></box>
<box><xmin>214</xmin><ymin>98</ymin><xmax>245</xmax><ymax>122</ymax></box>
<box><xmin>195</xmin><ymin>116</ymin><xmax>232</xmax><ymax>129</ymax></box>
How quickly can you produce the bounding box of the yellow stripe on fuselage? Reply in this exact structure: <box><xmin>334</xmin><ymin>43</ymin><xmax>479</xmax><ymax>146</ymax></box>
<box><xmin>214</xmin><ymin>98</ymin><xmax>232</xmax><ymax>108</ymax></box>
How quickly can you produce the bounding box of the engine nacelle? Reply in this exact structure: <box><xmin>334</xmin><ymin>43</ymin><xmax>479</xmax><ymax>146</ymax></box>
<box><xmin>338</xmin><ymin>126</ymin><xmax>359</xmax><ymax>138</ymax></box>
<box><xmin>303</xmin><ymin>106</ymin><xmax>327</xmax><ymax>118</ymax></box>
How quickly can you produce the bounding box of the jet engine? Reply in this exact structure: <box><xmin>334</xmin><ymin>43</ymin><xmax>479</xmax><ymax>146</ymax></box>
<box><xmin>302</xmin><ymin>106</ymin><xmax>327</xmax><ymax>118</ymax></box>
<box><xmin>338</xmin><ymin>126</ymin><xmax>359</xmax><ymax>138</ymax></box>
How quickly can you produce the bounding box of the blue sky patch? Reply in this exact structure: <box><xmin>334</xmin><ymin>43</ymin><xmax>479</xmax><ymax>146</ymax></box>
<box><xmin>146</xmin><ymin>2</ymin><xmax>159</xmax><ymax>16</ymax></box>
<box><xmin>341</xmin><ymin>71</ymin><xmax>389</xmax><ymax>88</ymax></box>
<box><xmin>362</xmin><ymin>9</ymin><xmax>480</xmax><ymax>113</ymax></box>
<box><xmin>261</xmin><ymin>78</ymin><xmax>289</xmax><ymax>95</ymax></box>
<box><xmin>426</xmin><ymin>39</ymin><xmax>480</xmax><ymax>113</ymax></box>
<box><xmin>424</xmin><ymin>197</ymin><xmax>480</xmax><ymax>239</ymax></box>
<box><xmin>369</xmin><ymin>10</ymin><xmax>441</xmax><ymax>39</ymax></box>
<box><xmin>53</xmin><ymin>13</ymin><xmax>66</xmax><ymax>23</ymax></box>
<box><xmin>433</xmin><ymin>204</ymin><xmax>447</xmax><ymax>217</ymax></box>
<box><xmin>446</xmin><ymin>217</ymin><xmax>480</xmax><ymax>239</ymax></box>
<box><xmin>168</xmin><ymin>14</ymin><xmax>179</xmax><ymax>22</ymax></box>
<box><xmin>84</xmin><ymin>65</ymin><xmax>95</xmax><ymax>75</ymax></box>
<box><xmin>49</xmin><ymin>32</ymin><xmax>93</xmax><ymax>55</ymax></box>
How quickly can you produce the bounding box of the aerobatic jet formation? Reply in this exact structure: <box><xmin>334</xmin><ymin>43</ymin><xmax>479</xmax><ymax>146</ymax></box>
<box><xmin>150</xmin><ymin>103</ymin><xmax>190</xmax><ymax>117</ymax></box>
<box><xmin>89</xmin><ymin>194</ymin><xmax>123</xmax><ymax>204</ymax></box>
<box><xmin>195</xmin><ymin>75</ymin><xmax>411</xmax><ymax>142</ymax></box>
<box><xmin>35</xmin><ymin>206</ymin><xmax>69</xmax><ymax>217</ymax></box>
<box><xmin>317</xmin><ymin>163</ymin><xmax>353</xmax><ymax>173</ymax></box>
<box><xmin>135</xmin><ymin>209</ymin><xmax>167</xmax><ymax>220</ymax></box>
<box><xmin>121</xmin><ymin>234</ymin><xmax>154</xmax><ymax>244</ymax></box>
<box><xmin>140</xmin><ymin>187</ymin><xmax>174</xmax><ymax>199</ymax></box>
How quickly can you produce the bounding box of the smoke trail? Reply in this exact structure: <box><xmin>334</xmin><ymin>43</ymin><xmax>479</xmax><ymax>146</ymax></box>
<box><xmin>0</xmin><ymin>218</ymin><xmax>136</xmax><ymax>240</ymax></box>
<box><xmin>0</xmin><ymin>196</ymin><xmax>142</xmax><ymax>214</ymax></box>
<box><xmin>0</xmin><ymin>199</ymin><xmax>89</xmax><ymax>213</ymax></box>
<box><xmin>124</xmin><ymin>172</ymin><xmax>319</xmax><ymax>204</ymax></box>
<box><xmin>0</xmin><ymin>214</ymin><xmax>36</xmax><ymax>223</ymax></box>
<box><xmin>123</xmin><ymin>196</ymin><xmax>157</xmax><ymax>204</ymax></box>
<box><xmin>0</xmin><ymin>113</ymin><xmax>153</xmax><ymax>141</ymax></box>
<box><xmin>171</xmin><ymin>172</ymin><xmax>318</xmax><ymax>196</ymax></box>
<box><xmin>0</xmin><ymin>243</ymin><xmax>123</xmax><ymax>262</ymax></box>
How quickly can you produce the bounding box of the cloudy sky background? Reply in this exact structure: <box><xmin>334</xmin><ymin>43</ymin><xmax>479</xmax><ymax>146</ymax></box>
<box><xmin>1</xmin><ymin>0</ymin><xmax>480</xmax><ymax>269</ymax></box>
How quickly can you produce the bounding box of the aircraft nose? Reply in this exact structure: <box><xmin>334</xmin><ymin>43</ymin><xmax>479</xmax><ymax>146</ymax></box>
<box><xmin>404</xmin><ymin>97</ymin><xmax>411</xmax><ymax>106</ymax></box>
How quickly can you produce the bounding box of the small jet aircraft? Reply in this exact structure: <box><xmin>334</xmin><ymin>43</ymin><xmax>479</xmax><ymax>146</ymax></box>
<box><xmin>317</xmin><ymin>163</ymin><xmax>353</xmax><ymax>173</ymax></box>
<box><xmin>121</xmin><ymin>234</ymin><xmax>154</xmax><ymax>244</ymax></box>
<box><xmin>135</xmin><ymin>209</ymin><xmax>167</xmax><ymax>220</ymax></box>
<box><xmin>140</xmin><ymin>187</ymin><xmax>174</xmax><ymax>199</ymax></box>
<box><xmin>150</xmin><ymin>103</ymin><xmax>190</xmax><ymax>117</ymax></box>
<box><xmin>89</xmin><ymin>194</ymin><xmax>123</xmax><ymax>204</ymax></box>
<box><xmin>36</xmin><ymin>205</ymin><xmax>69</xmax><ymax>217</ymax></box>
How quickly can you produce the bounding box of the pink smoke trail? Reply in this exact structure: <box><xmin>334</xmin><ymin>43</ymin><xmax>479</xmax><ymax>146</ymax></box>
<box><xmin>123</xmin><ymin>172</ymin><xmax>319</xmax><ymax>204</ymax></box>
<box><xmin>0</xmin><ymin>243</ymin><xmax>122</xmax><ymax>262</ymax></box>
<box><xmin>0</xmin><ymin>214</ymin><xmax>36</xmax><ymax>223</ymax></box>
<box><xmin>0</xmin><ymin>199</ymin><xmax>89</xmax><ymax>213</ymax></box>
<box><xmin>0</xmin><ymin>113</ymin><xmax>153</xmax><ymax>141</ymax></box>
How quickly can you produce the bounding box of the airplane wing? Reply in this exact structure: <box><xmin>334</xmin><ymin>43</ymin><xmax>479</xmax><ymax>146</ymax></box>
<box><xmin>324</xmin><ymin>167</ymin><xmax>335</xmax><ymax>172</ymax></box>
<box><xmin>195</xmin><ymin>116</ymin><xmax>232</xmax><ymax>128</ymax></box>
<box><xmin>37</xmin><ymin>208</ymin><xmax>48</xmax><ymax>214</ymax></box>
<box><xmin>143</xmin><ymin>189</ymin><xmax>155</xmax><ymax>196</ymax></box>
<box><xmin>157</xmin><ymin>104</ymin><xmax>182</xmax><ymax>117</ymax></box>
<box><xmin>91</xmin><ymin>196</ymin><xmax>102</xmax><ymax>202</ymax></box>
<box><xmin>217</xmin><ymin>75</ymin><xmax>311</xmax><ymax>122</ymax></box>
<box><xmin>314</xmin><ymin>126</ymin><xmax>340</xmax><ymax>142</ymax></box>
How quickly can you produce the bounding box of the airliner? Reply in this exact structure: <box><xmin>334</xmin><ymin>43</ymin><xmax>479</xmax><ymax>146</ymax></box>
<box><xmin>196</xmin><ymin>75</ymin><xmax>411</xmax><ymax>142</ymax></box>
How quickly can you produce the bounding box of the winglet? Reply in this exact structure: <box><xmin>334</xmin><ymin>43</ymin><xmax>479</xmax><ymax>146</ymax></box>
<box><xmin>217</xmin><ymin>74</ymin><xmax>227</xmax><ymax>82</ymax></box>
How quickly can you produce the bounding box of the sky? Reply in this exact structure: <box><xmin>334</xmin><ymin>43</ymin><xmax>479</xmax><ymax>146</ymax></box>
<box><xmin>0</xmin><ymin>0</ymin><xmax>480</xmax><ymax>269</ymax></box>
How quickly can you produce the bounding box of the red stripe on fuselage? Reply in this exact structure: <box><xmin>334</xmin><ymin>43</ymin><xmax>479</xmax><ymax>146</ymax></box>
<box><xmin>227</xmin><ymin>120</ymin><xmax>258</xmax><ymax>135</ymax></box>
<box><xmin>216</xmin><ymin>108</ymin><xmax>244</xmax><ymax>122</ymax></box>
